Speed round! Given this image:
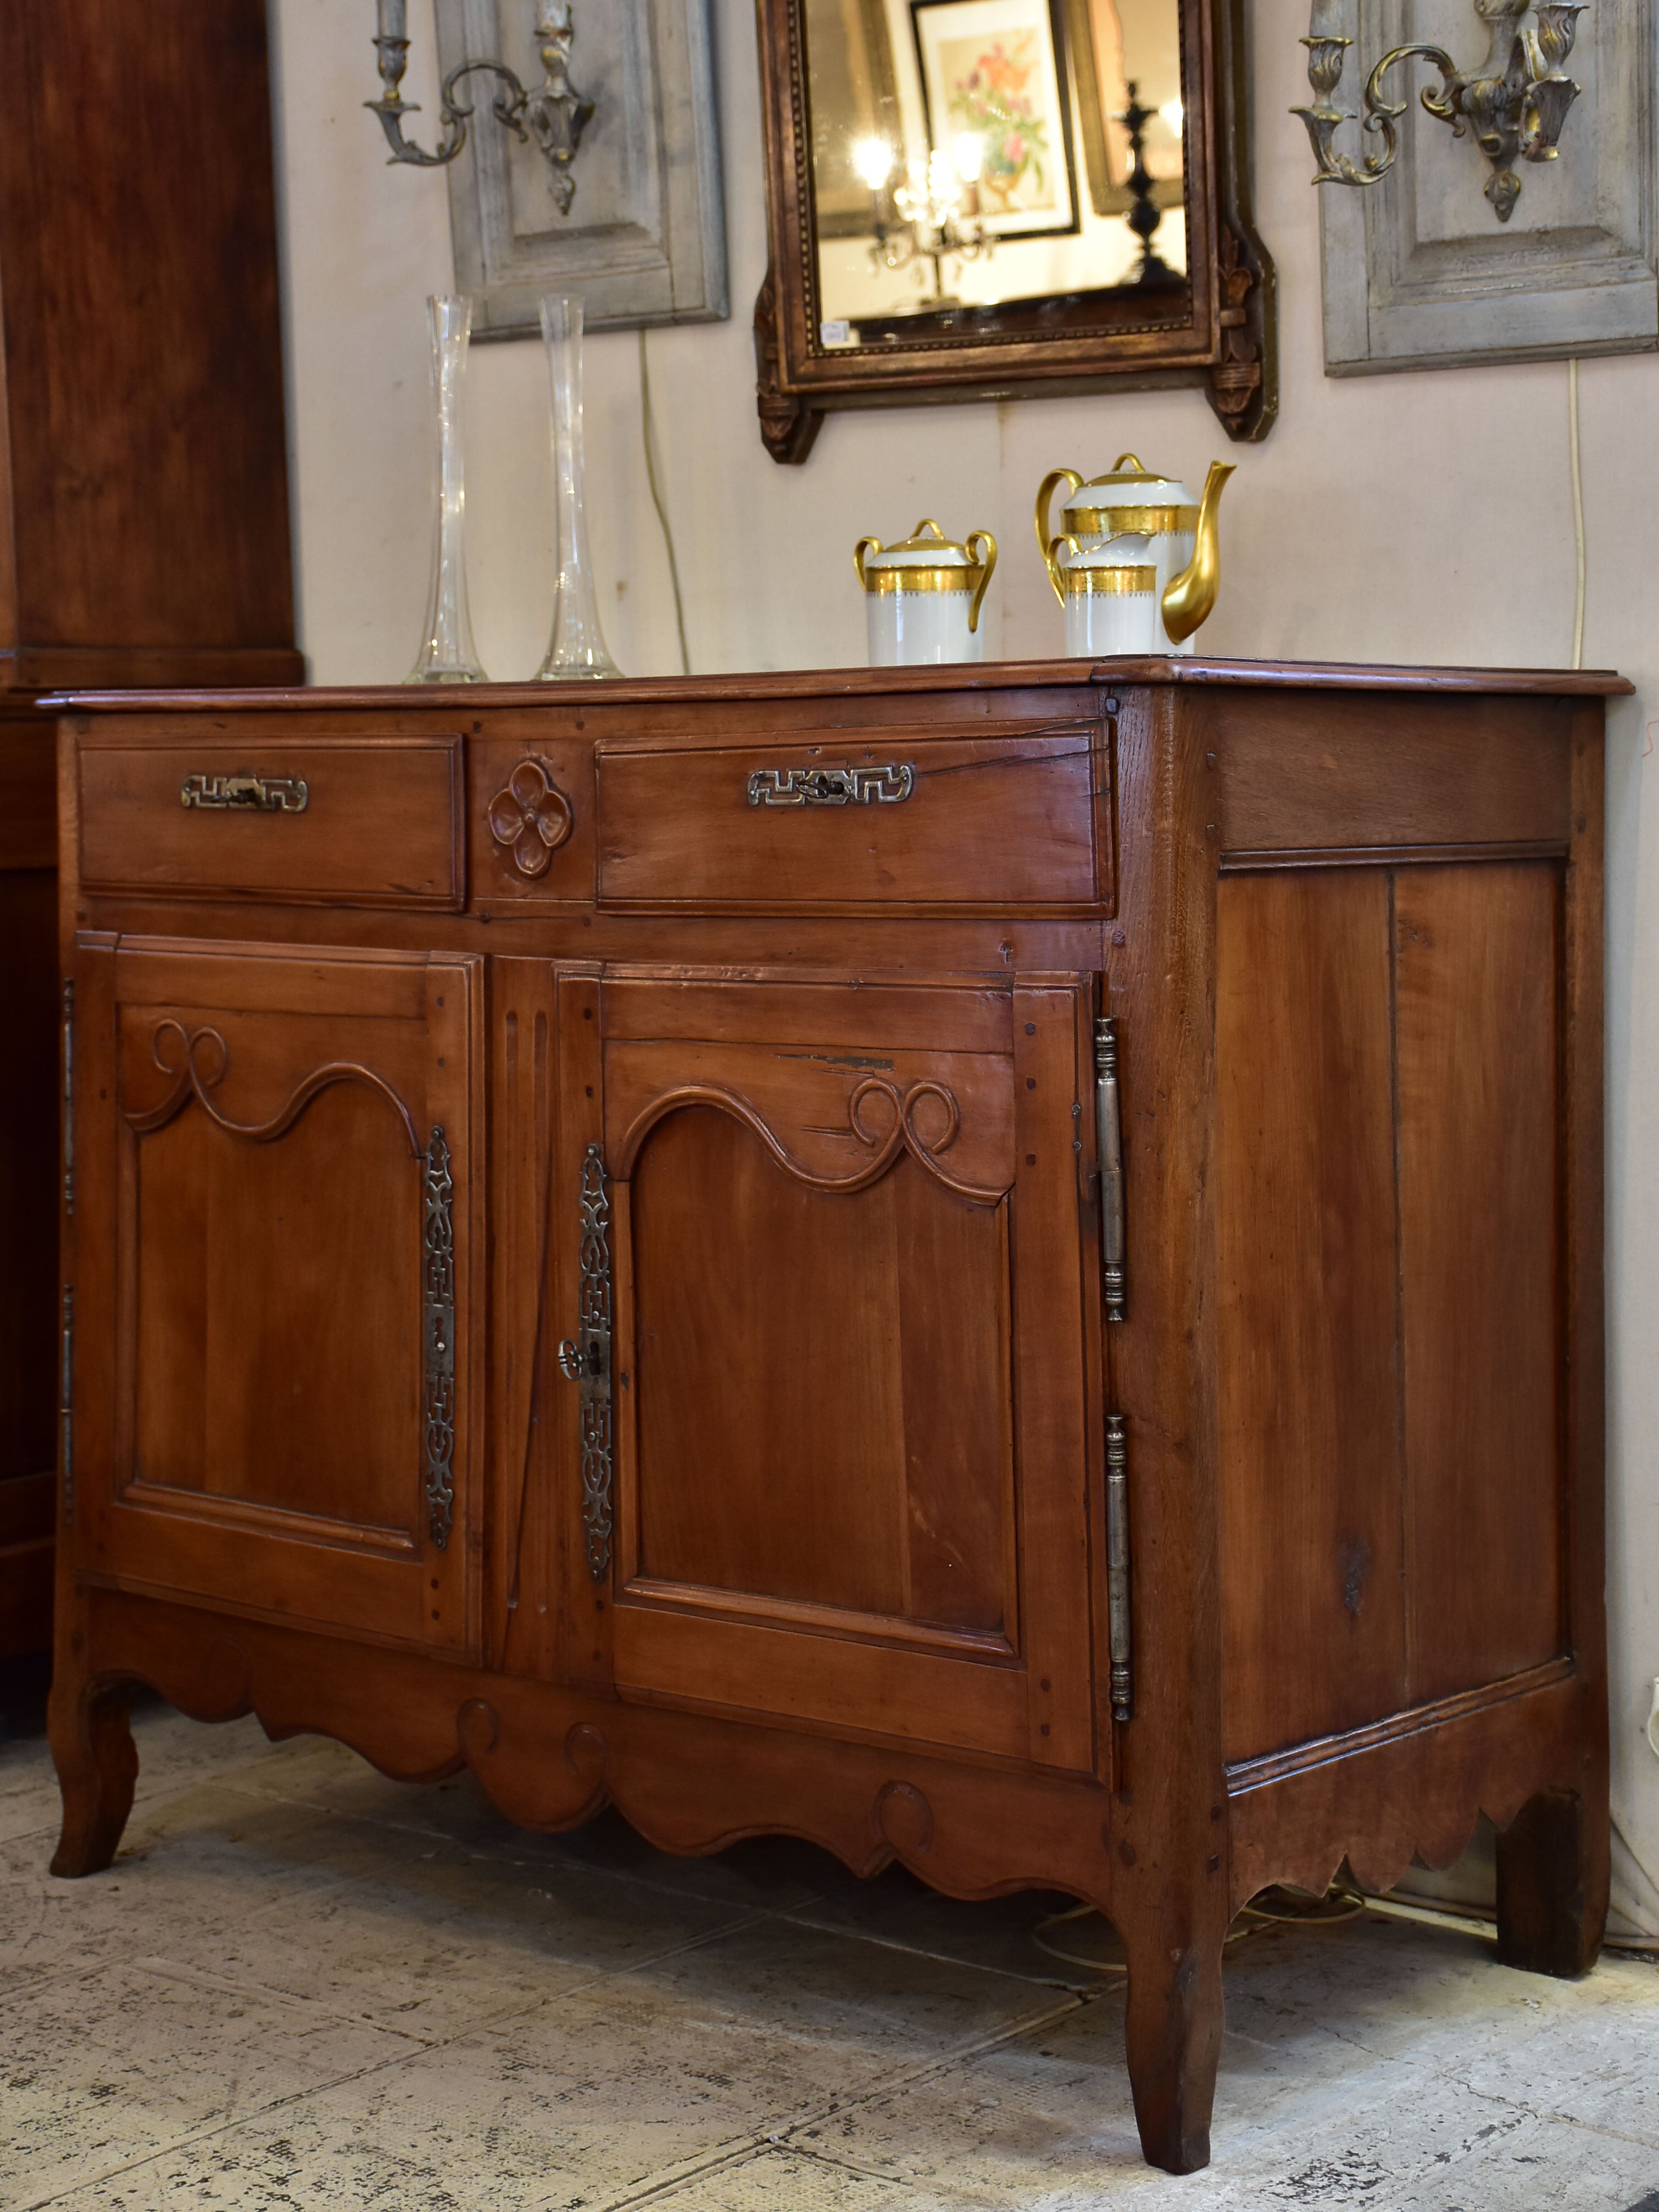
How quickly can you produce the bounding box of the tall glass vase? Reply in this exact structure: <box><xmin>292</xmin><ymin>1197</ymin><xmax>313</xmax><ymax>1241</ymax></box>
<box><xmin>407</xmin><ymin>294</ymin><xmax>487</xmax><ymax>684</ymax></box>
<box><xmin>537</xmin><ymin>295</ymin><xmax>620</xmax><ymax>680</ymax></box>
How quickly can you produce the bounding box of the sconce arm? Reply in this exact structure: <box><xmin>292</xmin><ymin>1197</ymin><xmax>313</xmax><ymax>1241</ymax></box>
<box><xmin>365</xmin><ymin>41</ymin><xmax>530</xmax><ymax>169</ymax></box>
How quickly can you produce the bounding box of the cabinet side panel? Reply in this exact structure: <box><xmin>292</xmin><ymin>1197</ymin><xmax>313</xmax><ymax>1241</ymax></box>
<box><xmin>0</xmin><ymin>0</ymin><xmax>295</xmax><ymax>652</ymax></box>
<box><xmin>1217</xmin><ymin>870</ymin><xmax>1406</xmax><ymax>1762</ymax></box>
<box><xmin>0</xmin><ymin>867</ymin><xmax>58</xmax><ymax>1482</ymax></box>
<box><xmin>1398</xmin><ymin>863</ymin><xmax>1563</xmax><ymax>1702</ymax></box>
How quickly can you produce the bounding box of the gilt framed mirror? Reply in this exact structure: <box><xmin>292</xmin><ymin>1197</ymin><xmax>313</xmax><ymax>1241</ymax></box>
<box><xmin>753</xmin><ymin>0</ymin><xmax>1275</xmax><ymax>460</ymax></box>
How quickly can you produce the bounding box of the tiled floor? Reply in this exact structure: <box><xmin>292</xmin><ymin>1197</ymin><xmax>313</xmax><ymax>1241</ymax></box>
<box><xmin>3</xmin><ymin>1671</ymin><xmax>1657</xmax><ymax>2210</ymax></box>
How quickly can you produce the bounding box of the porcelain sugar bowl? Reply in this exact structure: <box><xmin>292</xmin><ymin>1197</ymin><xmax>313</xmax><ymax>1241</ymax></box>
<box><xmin>1047</xmin><ymin>533</ymin><xmax>1160</xmax><ymax>656</ymax></box>
<box><xmin>854</xmin><ymin>518</ymin><xmax>997</xmax><ymax>666</ymax></box>
<box><xmin>1036</xmin><ymin>455</ymin><xmax>1233</xmax><ymax>654</ymax></box>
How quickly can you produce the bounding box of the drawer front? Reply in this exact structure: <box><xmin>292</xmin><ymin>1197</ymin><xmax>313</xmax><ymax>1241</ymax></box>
<box><xmin>596</xmin><ymin>724</ymin><xmax>1111</xmax><ymax>909</ymax></box>
<box><xmin>78</xmin><ymin>736</ymin><xmax>463</xmax><ymax>908</ymax></box>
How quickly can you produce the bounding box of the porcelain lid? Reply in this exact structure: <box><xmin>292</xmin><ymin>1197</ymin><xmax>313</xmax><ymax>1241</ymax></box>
<box><xmin>856</xmin><ymin>518</ymin><xmax>993</xmax><ymax>573</ymax></box>
<box><xmin>1060</xmin><ymin>454</ymin><xmax>1193</xmax><ymax>513</ymax></box>
<box><xmin>1052</xmin><ymin>530</ymin><xmax>1157</xmax><ymax>569</ymax></box>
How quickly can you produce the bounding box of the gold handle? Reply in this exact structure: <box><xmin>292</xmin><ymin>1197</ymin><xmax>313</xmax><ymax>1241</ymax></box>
<box><xmin>966</xmin><ymin>530</ymin><xmax>998</xmax><ymax>634</ymax></box>
<box><xmin>1110</xmin><ymin>452</ymin><xmax>1150</xmax><ymax>473</ymax></box>
<box><xmin>853</xmin><ymin>536</ymin><xmax>881</xmax><ymax>590</ymax></box>
<box><xmin>180</xmin><ymin>772</ymin><xmax>309</xmax><ymax>813</ymax></box>
<box><xmin>1035</xmin><ymin>469</ymin><xmax>1082</xmax><ymax>605</ymax></box>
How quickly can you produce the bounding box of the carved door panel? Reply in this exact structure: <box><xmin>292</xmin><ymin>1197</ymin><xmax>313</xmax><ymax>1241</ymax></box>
<box><xmin>552</xmin><ymin>971</ymin><xmax>1100</xmax><ymax>1772</ymax></box>
<box><xmin>70</xmin><ymin>935</ymin><xmax>482</xmax><ymax>1651</ymax></box>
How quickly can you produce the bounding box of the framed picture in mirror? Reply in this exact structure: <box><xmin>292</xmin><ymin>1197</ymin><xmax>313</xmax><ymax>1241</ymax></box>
<box><xmin>755</xmin><ymin>0</ymin><xmax>1274</xmax><ymax>460</ymax></box>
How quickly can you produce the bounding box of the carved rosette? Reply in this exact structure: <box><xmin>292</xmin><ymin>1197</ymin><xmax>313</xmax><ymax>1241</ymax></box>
<box><xmin>487</xmin><ymin>760</ymin><xmax>574</xmax><ymax>879</ymax></box>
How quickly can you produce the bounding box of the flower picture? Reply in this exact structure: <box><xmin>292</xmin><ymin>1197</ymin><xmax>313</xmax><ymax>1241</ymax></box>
<box><xmin>912</xmin><ymin>0</ymin><xmax>1077</xmax><ymax>235</ymax></box>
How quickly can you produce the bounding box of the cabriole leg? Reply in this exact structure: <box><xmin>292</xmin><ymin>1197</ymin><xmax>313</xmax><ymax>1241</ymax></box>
<box><xmin>1123</xmin><ymin>1918</ymin><xmax>1225</xmax><ymax>2174</ymax></box>
<box><xmin>1495</xmin><ymin>1785</ymin><xmax>1608</xmax><ymax>1979</ymax></box>
<box><xmin>48</xmin><ymin>1672</ymin><xmax>138</xmax><ymax>1879</ymax></box>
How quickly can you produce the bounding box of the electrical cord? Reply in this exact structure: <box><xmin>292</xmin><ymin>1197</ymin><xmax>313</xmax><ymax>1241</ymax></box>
<box><xmin>1569</xmin><ymin>355</ymin><xmax>1585</xmax><ymax>670</ymax></box>
<box><xmin>638</xmin><ymin>327</ymin><xmax>691</xmax><ymax>676</ymax></box>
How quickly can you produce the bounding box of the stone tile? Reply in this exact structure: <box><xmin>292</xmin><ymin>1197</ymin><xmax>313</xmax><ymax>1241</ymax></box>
<box><xmin>227</xmin><ymin>1739</ymin><xmax>855</xmax><ymax>1913</ymax></box>
<box><xmin>1</xmin><ymin>1778</ymin><xmax>770</xmax><ymax>2038</ymax></box>
<box><xmin>0</xmin><ymin>1699</ymin><xmax>277</xmax><ymax>1851</ymax></box>
<box><xmin>781</xmin><ymin>1869</ymin><xmax>1098</xmax><ymax>1993</ymax></box>
<box><xmin>0</xmin><ymin>1957</ymin><xmax>419</xmax><ymax>2204</ymax></box>
<box><xmin>636</xmin><ymin>2143</ymin><xmax>926</xmax><ymax>2211</ymax></box>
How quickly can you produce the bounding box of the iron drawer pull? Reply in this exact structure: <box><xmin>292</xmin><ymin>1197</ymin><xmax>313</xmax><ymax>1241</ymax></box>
<box><xmin>181</xmin><ymin>772</ymin><xmax>309</xmax><ymax>813</ymax></box>
<box><xmin>746</xmin><ymin>764</ymin><xmax>913</xmax><ymax>807</ymax></box>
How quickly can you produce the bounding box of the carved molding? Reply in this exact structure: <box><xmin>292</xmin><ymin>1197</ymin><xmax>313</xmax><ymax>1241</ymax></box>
<box><xmin>486</xmin><ymin>759</ymin><xmax>574</xmax><ymax>879</ymax></box>
<box><xmin>753</xmin><ymin>267</ymin><xmax>822</xmax><ymax>466</ymax></box>
<box><xmin>126</xmin><ymin>1021</ymin><xmax>421</xmax><ymax>1157</ymax></box>
<box><xmin>616</xmin><ymin>1076</ymin><xmax>1009</xmax><ymax>1203</ymax></box>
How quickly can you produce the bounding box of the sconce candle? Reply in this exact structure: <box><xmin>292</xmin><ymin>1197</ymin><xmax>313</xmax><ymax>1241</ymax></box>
<box><xmin>376</xmin><ymin>0</ymin><xmax>406</xmax><ymax>42</ymax></box>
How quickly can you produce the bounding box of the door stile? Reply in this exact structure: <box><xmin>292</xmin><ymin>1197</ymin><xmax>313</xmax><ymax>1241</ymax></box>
<box><xmin>487</xmin><ymin>957</ymin><xmax>560</xmax><ymax>1678</ymax></box>
<box><xmin>1011</xmin><ymin>977</ymin><xmax>1098</xmax><ymax>1774</ymax></box>
<box><xmin>67</xmin><ymin>935</ymin><xmax>119</xmax><ymax>1583</ymax></box>
<box><xmin>552</xmin><ymin>963</ymin><xmax>612</xmax><ymax>1692</ymax></box>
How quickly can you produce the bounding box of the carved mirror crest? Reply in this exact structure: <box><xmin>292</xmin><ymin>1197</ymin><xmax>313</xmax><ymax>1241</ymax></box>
<box><xmin>753</xmin><ymin>0</ymin><xmax>1274</xmax><ymax>458</ymax></box>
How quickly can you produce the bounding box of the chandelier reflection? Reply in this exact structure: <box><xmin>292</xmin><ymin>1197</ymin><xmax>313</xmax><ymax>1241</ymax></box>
<box><xmin>852</xmin><ymin>134</ymin><xmax>990</xmax><ymax>306</ymax></box>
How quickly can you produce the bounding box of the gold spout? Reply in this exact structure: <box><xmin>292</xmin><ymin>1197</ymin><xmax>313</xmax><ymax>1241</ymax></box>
<box><xmin>1160</xmin><ymin>462</ymin><xmax>1234</xmax><ymax>646</ymax></box>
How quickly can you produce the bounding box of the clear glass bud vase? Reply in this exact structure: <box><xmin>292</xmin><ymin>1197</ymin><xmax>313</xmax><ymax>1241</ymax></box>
<box><xmin>537</xmin><ymin>295</ymin><xmax>620</xmax><ymax>680</ymax></box>
<box><xmin>407</xmin><ymin>294</ymin><xmax>487</xmax><ymax>684</ymax></box>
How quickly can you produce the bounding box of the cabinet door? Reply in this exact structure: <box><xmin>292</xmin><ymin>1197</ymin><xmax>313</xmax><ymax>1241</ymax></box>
<box><xmin>70</xmin><ymin>935</ymin><xmax>482</xmax><ymax>1651</ymax></box>
<box><xmin>553</xmin><ymin>971</ymin><xmax>1099</xmax><ymax>1772</ymax></box>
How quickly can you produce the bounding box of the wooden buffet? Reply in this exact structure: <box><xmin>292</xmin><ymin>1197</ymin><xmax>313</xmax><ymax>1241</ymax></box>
<box><xmin>48</xmin><ymin>658</ymin><xmax>1621</xmax><ymax>2174</ymax></box>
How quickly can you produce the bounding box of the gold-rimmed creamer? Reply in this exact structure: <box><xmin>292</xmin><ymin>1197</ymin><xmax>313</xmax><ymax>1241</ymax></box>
<box><xmin>854</xmin><ymin>518</ymin><xmax>998</xmax><ymax>666</ymax></box>
<box><xmin>1050</xmin><ymin>533</ymin><xmax>1160</xmax><ymax>656</ymax></box>
<box><xmin>1036</xmin><ymin>456</ymin><xmax>1232</xmax><ymax>651</ymax></box>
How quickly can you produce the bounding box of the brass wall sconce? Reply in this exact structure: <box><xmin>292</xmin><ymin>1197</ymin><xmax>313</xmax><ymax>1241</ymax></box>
<box><xmin>1293</xmin><ymin>0</ymin><xmax>1588</xmax><ymax>223</ymax></box>
<box><xmin>851</xmin><ymin>139</ymin><xmax>989</xmax><ymax>308</ymax></box>
<box><xmin>368</xmin><ymin>0</ymin><xmax>596</xmax><ymax>212</ymax></box>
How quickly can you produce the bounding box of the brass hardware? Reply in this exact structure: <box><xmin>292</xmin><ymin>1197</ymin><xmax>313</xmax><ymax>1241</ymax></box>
<box><xmin>180</xmin><ymin>773</ymin><xmax>310</xmax><ymax>813</ymax></box>
<box><xmin>747</xmin><ymin>764</ymin><xmax>914</xmax><ymax>807</ymax></box>
<box><xmin>487</xmin><ymin>759</ymin><xmax>575</xmax><ymax>879</ymax></box>
<box><xmin>62</xmin><ymin>981</ymin><xmax>73</xmax><ymax>1219</ymax></box>
<box><xmin>1106</xmin><ymin>1414</ymin><xmax>1133</xmax><ymax>1721</ymax></box>
<box><xmin>367</xmin><ymin>0</ymin><xmax>596</xmax><ymax>207</ymax></box>
<box><xmin>423</xmin><ymin>1126</ymin><xmax>456</xmax><ymax>1550</ymax></box>
<box><xmin>60</xmin><ymin>1286</ymin><xmax>74</xmax><ymax>1522</ymax></box>
<box><xmin>1094</xmin><ymin>1015</ymin><xmax>1126</xmax><ymax>1323</ymax></box>
<box><xmin>1161</xmin><ymin>462</ymin><xmax>1234</xmax><ymax>646</ymax></box>
<box><xmin>557</xmin><ymin>1143</ymin><xmax>614</xmax><ymax>1580</ymax></box>
<box><xmin>1292</xmin><ymin>1</ymin><xmax>1587</xmax><ymax>224</ymax></box>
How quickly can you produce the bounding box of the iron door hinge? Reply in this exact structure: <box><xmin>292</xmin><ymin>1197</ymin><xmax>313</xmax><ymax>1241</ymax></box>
<box><xmin>422</xmin><ymin>1126</ymin><xmax>456</xmax><ymax>1550</ymax></box>
<box><xmin>60</xmin><ymin>1286</ymin><xmax>74</xmax><ymax>1521</ymax></box>
<box><xmin>1106</xmin><ymin>1412</ymin><xmax>1133</xmax><ymax>1722</ymax></box>
<box><xmin>557</xmin><ymin>1142</ymin><xmax>614</xmax><ymax>1580</ymax></box>
<box><xmin>1094</xmin><ymin>1014</ymin><xmax>1126</xmax><ymax>1322</ymax></box>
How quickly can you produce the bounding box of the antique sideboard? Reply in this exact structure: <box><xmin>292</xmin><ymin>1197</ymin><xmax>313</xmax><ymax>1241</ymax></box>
<box><xmin>46</xmin><ymin>659</ymin><xmax>1621</xmax><ymax>2174</ymax></box>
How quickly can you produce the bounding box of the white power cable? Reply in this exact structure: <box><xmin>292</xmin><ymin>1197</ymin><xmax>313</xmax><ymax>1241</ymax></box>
<box><xmin>638</xmin><ymin>328</ymin><xmax>691</xmax><ymax>676</ymax></box>
<box><xmin>1569</xmin><ymin>356</ymin><xmax>1585</xmax><ymax>670</ymax></box>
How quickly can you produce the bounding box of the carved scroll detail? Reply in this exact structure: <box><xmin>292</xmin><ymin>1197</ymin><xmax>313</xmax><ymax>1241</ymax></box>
<box><xmin>617</xmin><ymin>1077</ymin><xmax>1007</xmax><ymax>1204</ymax></box>
<box><xmin>125</xmin><ymin>1021</ymin><xmax>421</xmax><ymax>1157</ymax></box>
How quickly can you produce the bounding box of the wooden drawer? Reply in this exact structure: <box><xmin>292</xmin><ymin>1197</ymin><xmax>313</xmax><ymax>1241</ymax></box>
<box><xmin>77</xmin><ymin>734</ymin><xmax>463</xmax><ymax>908</ymax></box>
<box><xmin>596</xmin><ymin>723</ymin><xmax>1112</xmax><ymax>910</ymax></box>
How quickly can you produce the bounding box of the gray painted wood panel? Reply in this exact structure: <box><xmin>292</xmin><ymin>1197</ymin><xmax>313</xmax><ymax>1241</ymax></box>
<box><xmin>1314</xmin><ymin>0</ymin><xmax>1656</xmax><ymax>374</ymax></box>
<box><xmin>437</xmin><ymin>0</ymin><xmax>728</xmax><ymax>337</ymax></box>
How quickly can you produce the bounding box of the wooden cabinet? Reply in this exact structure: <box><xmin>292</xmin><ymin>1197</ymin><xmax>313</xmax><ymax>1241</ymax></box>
<box><xmin>0</xmin><ymin>1</ymin><xmax>301</xmax><ymax>1654</ymax></box>
<box><xmin>49</xmin><ymin>660</ymin><xmax>1622</xmax><ymax>2174</ymax></box>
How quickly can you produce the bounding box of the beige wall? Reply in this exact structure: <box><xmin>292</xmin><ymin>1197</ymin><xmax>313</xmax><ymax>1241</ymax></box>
<box><xmin>268</xmin><ymin>0</ymin><xmax>1659</xmax><ymax>1925</ymax></box>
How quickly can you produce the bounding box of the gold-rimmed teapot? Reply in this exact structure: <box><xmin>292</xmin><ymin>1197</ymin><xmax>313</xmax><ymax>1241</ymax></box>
<box><xmin>1036</xmin><ymin>456</ymin><xmax>1233</xmax><ymax>651</ymax></box>
<box><xmin>853</xmin><ymin>518</ymin><xmax>998</xmax><ymax>667</ymax></box>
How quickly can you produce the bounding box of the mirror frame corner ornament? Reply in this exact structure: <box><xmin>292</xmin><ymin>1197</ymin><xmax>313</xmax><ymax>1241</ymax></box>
<box><xmin>752</xmin><ymin>0</ymin><xmax>1276</xmax><ymax>463</ymax></box>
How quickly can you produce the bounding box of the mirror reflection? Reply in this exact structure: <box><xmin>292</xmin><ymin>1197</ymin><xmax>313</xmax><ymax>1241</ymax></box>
<box><xmin>805</xmin><ymin>0</ymin><xmax>1188</xmax><ymax>341</ymax></box>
